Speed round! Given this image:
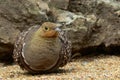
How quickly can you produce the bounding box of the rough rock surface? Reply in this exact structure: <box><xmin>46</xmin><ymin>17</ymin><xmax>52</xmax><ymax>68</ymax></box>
<box><xmin>0</xmin><ymin>0</ymin><xmax>50</xmax><ymax>60</ymax></box>
<box><xmin>49</xmin><ymin>0</ymin><xmax>69</xmax><ymax>9</ymax></box>
<box><xmin>67</xmin><ymin>0</ymin><xmax>120</xmax><ymax>54</ymax></box>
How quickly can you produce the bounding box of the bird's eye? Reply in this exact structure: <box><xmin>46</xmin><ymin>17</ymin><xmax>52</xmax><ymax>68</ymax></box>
<box><xmin>44</xmin><ymin>27</ymin><xmax>49</xmax><ymax>31</ymax></box>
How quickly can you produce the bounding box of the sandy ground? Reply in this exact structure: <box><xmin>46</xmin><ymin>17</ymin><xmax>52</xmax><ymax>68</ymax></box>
<box><xmin>0</xmin><ymin>54</ymin><xmax>120</xmax><ymax>80</ymax></box>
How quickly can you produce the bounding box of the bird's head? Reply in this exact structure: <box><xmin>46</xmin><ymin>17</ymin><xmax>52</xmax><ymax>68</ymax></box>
<box><xmin>37</xmin><ymin>22</ymin><xmax>61</xmax><ymax>38</ymax></box>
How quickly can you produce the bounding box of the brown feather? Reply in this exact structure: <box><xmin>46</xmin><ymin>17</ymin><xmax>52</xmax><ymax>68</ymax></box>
<box><xmin>13</xmin><ymin>22</ymin><xmax>71</xmax><ymax>73</ymax></box>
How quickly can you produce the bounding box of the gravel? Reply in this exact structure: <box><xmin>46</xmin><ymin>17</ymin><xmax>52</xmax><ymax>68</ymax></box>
<box><xmin>0</xmin><ymin>54</ymin><xmax>120</xmax><ymax>80</ymax></box>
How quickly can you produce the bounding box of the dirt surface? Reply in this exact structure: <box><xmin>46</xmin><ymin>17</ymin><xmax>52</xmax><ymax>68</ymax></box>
<box><xmin>0</xmin><ymin>54</ymin><xmax>120</xmax><ymax>80</ymax></box>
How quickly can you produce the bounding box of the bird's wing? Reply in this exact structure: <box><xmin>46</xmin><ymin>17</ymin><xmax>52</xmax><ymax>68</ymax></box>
<box><xmin>13</xmin><ymin>30</ymin><xmax>29</xmax><ymax>69</ymax></box>
<box><xmin>58</xmin><ymin>30</ymin><xmax>72</xmax><ymax>67</ymax></box>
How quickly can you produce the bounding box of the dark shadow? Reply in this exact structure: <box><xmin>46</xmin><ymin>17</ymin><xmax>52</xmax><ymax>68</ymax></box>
<box><xmin>0</xmin><ymin>52</ymin><xmax>14</xmax><ymax>65</ymax></box>
<box><xmin>0</xmin><ymin>42</ymin><xmax>14</xmax><ymax>65</ymax></box>
<box><xmin>21</xmin><ymin>68</ymin><xmax>72</xmax><ymax>76</ymax></box>
<box><xmin>72</xmin><ymin>44</ymin><xmax>120</xmax><ymax>62</ymax></box>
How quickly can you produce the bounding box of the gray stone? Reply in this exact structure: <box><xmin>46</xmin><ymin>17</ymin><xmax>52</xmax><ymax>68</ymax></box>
<box><xmin>0</xmin><ymin>0</ymin><xmax>50</xmax><ymax>60</ymax></box>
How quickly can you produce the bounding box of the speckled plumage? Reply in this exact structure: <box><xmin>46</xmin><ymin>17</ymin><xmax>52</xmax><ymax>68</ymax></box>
<box><xmin>13</xmin><ymin>22</ymin><xmax>71</xmax><ymax>73</ymax></box>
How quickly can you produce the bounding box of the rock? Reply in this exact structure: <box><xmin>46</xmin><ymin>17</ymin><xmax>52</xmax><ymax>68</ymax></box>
<box><xmin>52</xmin><ymin>0</ymin><xmax>120</xmax><ymax>56</ymax></box>
<box><xmin>68</xmin><ymin>0</ymin><xmax>120</xmax><ymax>13</ymax></box>
<box><xmin>67</xmin><ymin>0</ymin><xmax>120</xmax><ymax>51</ymax></box>
<box><xmin>0</xmin><ymin>0</ymin><xmax>50</xmax><ymax>60</ymax></box>
<box><xmin>49</xmin><ymin>0</ymin><xmax>69</xmax><ymax>9</ymax></box>
<box><xmin>56</xmin><ymin>10</ymin><xmax>85</xmax><ymax>25</ymax></box>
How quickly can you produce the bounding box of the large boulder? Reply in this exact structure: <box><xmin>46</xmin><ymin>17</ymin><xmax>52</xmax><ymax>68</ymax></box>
<box><xmin>67</xmin><ymin>0</ymin><xmax>120</xmax><ymax>49</ymax></box>
<box><xmin>0</xmin><ymin>0</ymin><xmax>50</xmax><ymax>61</ymax></box>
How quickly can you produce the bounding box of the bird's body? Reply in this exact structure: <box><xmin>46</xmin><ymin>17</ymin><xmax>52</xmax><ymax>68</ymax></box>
<box><xmin>13</xmin><ymin>22</ymin><xmax>71</xmax><ymax>73</ymax></box>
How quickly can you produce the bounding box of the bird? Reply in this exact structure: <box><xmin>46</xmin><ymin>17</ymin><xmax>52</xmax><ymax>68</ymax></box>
<box><xmin>13</xmin><ymin>22</ymin><xmax>71</xmax><ymax>74</ymax></box>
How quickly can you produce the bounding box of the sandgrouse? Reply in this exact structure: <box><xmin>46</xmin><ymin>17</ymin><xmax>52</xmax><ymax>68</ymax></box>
<box><xmin>13</xmin><ymin>22</ymin><xmax>71</xmax><ymax>73</ymax></box>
